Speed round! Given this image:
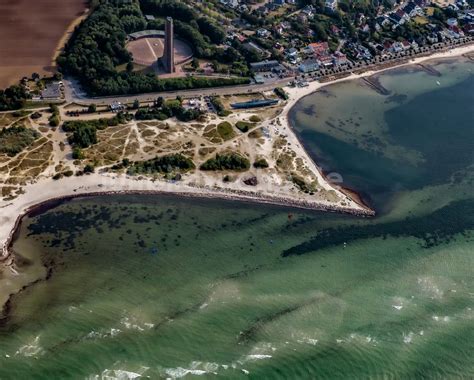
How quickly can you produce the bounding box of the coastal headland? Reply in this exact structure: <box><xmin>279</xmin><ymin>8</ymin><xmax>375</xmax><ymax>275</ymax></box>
<box><xmin>1</xmin><ymin>43</ymin><xmax>473</xmax><ymax>263</ymax></box>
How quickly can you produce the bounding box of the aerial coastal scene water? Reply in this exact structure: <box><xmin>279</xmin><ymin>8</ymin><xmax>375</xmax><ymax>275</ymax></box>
<box><xmin>0</xmin><ymin>58</ymin><xmax>472</xmax><ymax>378</ymax></box>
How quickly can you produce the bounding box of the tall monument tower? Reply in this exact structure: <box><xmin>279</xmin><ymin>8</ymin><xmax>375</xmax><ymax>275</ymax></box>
<box><xmin>161</xmin><ymin>17</ymin><xmax>175</xmax><ymax>73</ymax></box>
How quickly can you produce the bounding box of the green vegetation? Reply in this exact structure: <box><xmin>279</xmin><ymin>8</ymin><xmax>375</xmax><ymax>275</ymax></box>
<box><xmin>253</xmin><ymin>158</ymin><xmax>269</xmax><ymax>169</ymax></box>
<box><xmin>0</xmin><ymin>126</ymin><xmax>39</xmax><ymax>156</ymax></box>
<box><xmin>235</xmin><ymin>121</ymin><xmax>255</xmax><ymax>133</ymax></box>
<box><xmin>274</xmin><ymin>87</ymin><xmax>289</xmax><ymax>100</ymax></box>
<box><xmin>63</xmin><ymin>113</ymin><xmax>131</xmax><ymax>133</ymax></box>
<box><xmin>248</xmin><ymin>128</ymin><xmax>263</xmax><ymax>139</ymax></box>
<box><xmin>57</xmin><ymin>1</ymin><xmax>250</xmax><ymax>97</ymax></box>
<box><xmin>142</xmin><ymin>0</ymin><xmax>225</xmax><ymax>45</ymax></box>
<box><xmin>63</xmin><ymin>113</ymin><xmax>131</xmax><ymax>148</ymax></box>
<box><xmin>11</xmin><ymin>110</ymin><xmax>31</xmax><ymax>118</ymax></box>
<box><xmin>200</xmin><ymin>152</ymin><xmax>250</xmax><ymax>171</ymax></box>
<box><xmin>209</xmin><ymin>96</ymin><xmax>230</xmax><ymax>117</ymax></box>
<box><xmin>128</xmin><ymin>154</ymin><xmax>195</xmax><ymax>175</ymax></box>
<box><xmin>0</xmin><ymin>85</ymin><xmax>30</xmax><ymax>111</ymax></box>
<box><xmin>84</xmin><ymin>164</ymin><xmax>95</xmax><ymax>174</ymax></box>
<box><xmin>72</xmin><ymin>147</ymin><xmax>85</xmax><ymax>160</ymax></box>
<box><xmin>217</xmin><ymin>121</ymin><xmax>235</xmax><ymax>140</ymax></box>
<box><xmin>249</xmin><ymin>115</ymin><xmax>261</xmax><ymax>123</ymax></box>
<box><xmin>70</xmin><ymin>125</ymin><xmax>97</xmax><ymax>148</ymax></box>
<box><xmin>291</xmin><ymin>174</ymin><xmax>317</xmax><ymax>194</ymax></box>
<box><xmin>52</xmin><ymin>170</ymin><xmax>73</xmax><ymax>180</ymax></box>
<box><xmin>48</xmin><ymin>104</ymin><xmax>61</xmax><ymax>127</ymax></box>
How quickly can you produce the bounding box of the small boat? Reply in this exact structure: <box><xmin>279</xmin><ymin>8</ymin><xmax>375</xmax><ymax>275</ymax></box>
<box><xmin>436</xmin><ymin>81</ymin><xmax>441</xmax><ymax>86</ymax></box>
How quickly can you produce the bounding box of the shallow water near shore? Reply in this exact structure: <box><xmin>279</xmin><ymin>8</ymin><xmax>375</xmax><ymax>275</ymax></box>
<box><xmin>1</xmin><ymin>58</ymin><xmax>473</xmax><ymax>379</ymax></box>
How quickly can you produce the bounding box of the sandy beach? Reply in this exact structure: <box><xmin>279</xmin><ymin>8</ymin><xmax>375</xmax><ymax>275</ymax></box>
<box><xmin>1</xmin><ymin>43</ymin><xmax>473</xmax><ymax>260</ymax></box>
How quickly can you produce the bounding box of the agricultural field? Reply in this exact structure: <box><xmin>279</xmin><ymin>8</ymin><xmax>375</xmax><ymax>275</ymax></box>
<box><xmin>0</xmin><ymin>0</ymin><xmax>87</xmax><ymax>88</ymax></box>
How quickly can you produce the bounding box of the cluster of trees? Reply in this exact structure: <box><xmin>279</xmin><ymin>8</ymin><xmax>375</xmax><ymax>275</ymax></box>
<box><xmin>57</xmin><ymin>2</ymin><xmax>133</xmax><ymax>95</ymax></box>
<box><xmin>135</xmin><ymin>97</ymin><xmax>204</xmax><ymax>122</ymax></box>
<box><xmin>141</xmin><ymin>0</ymin><xmax>226</xmax><ymax>45</ymax></box>
<box><xmin>48</xmin><ymin>104</ymin><xmax>61</xmax><ymax>127</ymax></box>
<box><xmin>63</xmin><ymin>113</ymin><xmax>131</xmax><ymax>148</ymax></box>
<box><xmin>69</xmin><ymin>124</ymin><xmax>98</xmax><ymax>148</ymax></box>
<box><xmin>0</xmin><ymin>85</ymin><xmax>30</xmax><ymax>111</ymax></box>
<box><xmin>127</xmin><ymin>153</ymin><xmax>195</xmax><ymax>175</ymax></box>
<box><xmin>200</xmin><ymin>152</ymin><xmax>250</xmax><ymax>171</ymax></box>
<box><xmin>57</xmin><ymin>1</ymin><xmax>249</xmax><ymax>97</ymax></box>
<box><xmin>0</xmin><ymin>125</ymin><xmax>39</xmax><ymax>156</ymax></box>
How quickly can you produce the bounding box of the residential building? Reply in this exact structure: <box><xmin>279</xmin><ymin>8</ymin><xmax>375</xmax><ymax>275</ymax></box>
<box><xmin>299</xmin><ymin>58</ymin><xmax>319</xmax><ymax>72</ymax></box>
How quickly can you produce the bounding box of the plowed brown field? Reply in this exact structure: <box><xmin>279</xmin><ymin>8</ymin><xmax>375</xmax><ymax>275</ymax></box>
<box><xmin>0</xmin><ymin>0</ymin><xmax>87</xmax><ymax>88</ymax></box>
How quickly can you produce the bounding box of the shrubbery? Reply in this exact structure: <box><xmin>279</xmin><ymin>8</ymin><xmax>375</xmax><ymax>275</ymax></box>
<box><xmin>235</xmin><ymin>121</ymin><xmax>255</xmax><ymax>133</ymax></box>
<box><xmin>210</xmin><ymin>96</ymin><xmax>230</xmax><ymax>117</ymax></box>
<box><xmin>274</xmin><ymin>87</ymin><xmax>289</xmax><ymax>100</ymax></box>
<box><xmin>217</xmin><ymin>122</ymin><xmax>235</xmax><ymax>140</ymax></box>
<box><xmin>200</xmin><ymin>152</ymin><xmax>250</xmax><ymax>171</ymax></box>
<box><xmin>0</xmin><ymin>126</ymin><xmax>39</xmax><ymax>156</ymax></box>
<box><xmin>49</xmin><ymin>104</ymin><xmax>61</xmax><ymax>127</ymax></box>
<box><xmin>63</xmin><ymin>113</ymin><xmax>131</xmax><ymax>148</ymax></box>
<box><xmin>128</xmin><ymin>154</ymin><xmax>195</xmax><ymax>175</ymax></box>
<box><xmin>253</xmin><ymin>158</ymin><xmax>269</xmax><ymax>168</ymax></box>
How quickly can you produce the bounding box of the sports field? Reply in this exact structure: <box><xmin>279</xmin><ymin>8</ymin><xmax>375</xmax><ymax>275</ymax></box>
<box><xmin>0</xmin><ymin>0</ymin><xmax>87</xmax><ymax>88</ymax></box>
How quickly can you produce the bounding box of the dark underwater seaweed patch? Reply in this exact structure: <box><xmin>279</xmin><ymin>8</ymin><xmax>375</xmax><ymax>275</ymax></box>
<box><xmin>282</xmin><ymin>199</ymin><xmax>474</xmax><ymax>257</ymax></box>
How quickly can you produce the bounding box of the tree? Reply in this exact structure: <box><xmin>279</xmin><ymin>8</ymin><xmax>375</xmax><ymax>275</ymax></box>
<box><xmin>88</xmin><ymin>104</ymin><xmax>97</xmax><ymax>113</ymax></box>
<box><xmin>0</xmin><ymin>85</ymin><xmax>30</xmax><ymax>111</ymax></box>
<box><xmin>70</xmin><ymin>125</ymin><xmax>97</xmax><ymax>148</ymax></box>
<box><xmin>49</xmin><ymin>115</ymin><xmax>60</xmax><ymax>127</ymax></box>
<box><xmin>191</xmin><ymin>58</ymin><xmax>200</xmax><ymax>70</ymax></box>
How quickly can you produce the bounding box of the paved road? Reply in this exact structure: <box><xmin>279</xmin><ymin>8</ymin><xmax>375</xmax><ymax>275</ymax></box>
<box><xmin>64</xmin><ymin>77</ymin><xmax>292</xmax><ymax>106</ymax></box>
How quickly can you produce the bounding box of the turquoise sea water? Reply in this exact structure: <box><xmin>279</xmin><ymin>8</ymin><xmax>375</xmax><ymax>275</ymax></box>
<box><xmin>0</xmin><ymin>58</ymin><xmax>473</xmax><ymax>379</ymax></box>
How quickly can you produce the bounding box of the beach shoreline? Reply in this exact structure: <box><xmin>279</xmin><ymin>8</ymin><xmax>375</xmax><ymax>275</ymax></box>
<box><xmin>1</xmin><ymin>43</ymin><xmax>473</xmax><ymax>260</ymax></box>
<box><xmin>0</xmin><ymin>176</ymin><xmax>375</xmax><ymax>263</ymax></box>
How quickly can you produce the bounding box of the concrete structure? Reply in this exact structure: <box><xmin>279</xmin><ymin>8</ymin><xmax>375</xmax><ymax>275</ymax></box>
<box><xmin>161</xmin><ymin>17</ymin><xmax>175</xmax><ymax>73</ymax></box>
